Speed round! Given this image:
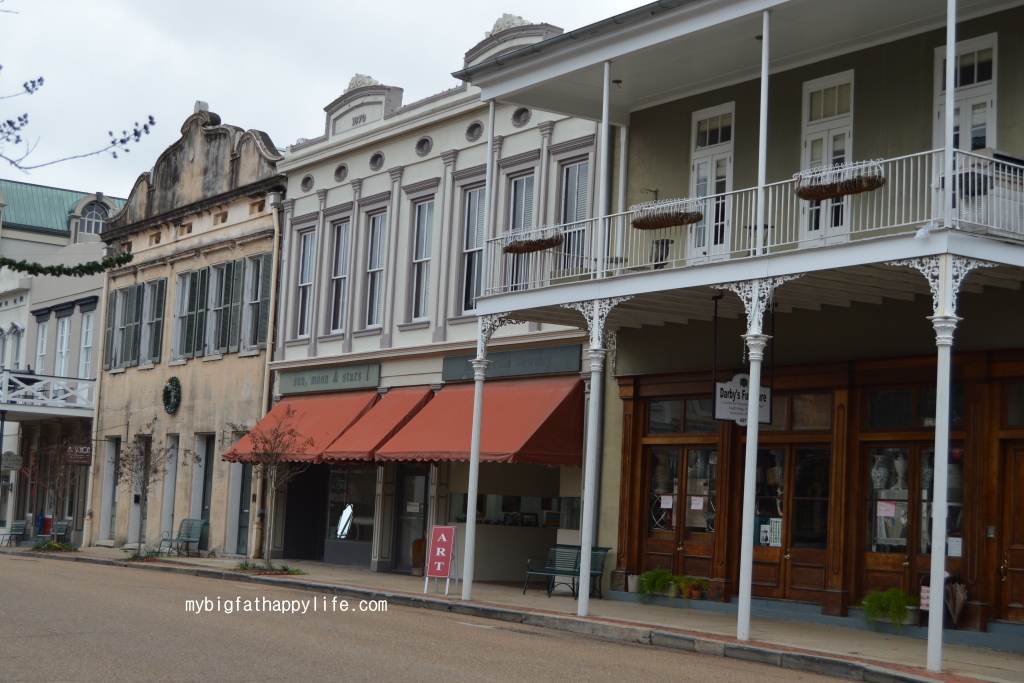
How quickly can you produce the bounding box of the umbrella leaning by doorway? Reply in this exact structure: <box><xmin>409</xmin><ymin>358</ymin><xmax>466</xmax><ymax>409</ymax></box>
<box><xmin>945</xmin><ymin>581</ymin><xmax>968</xmax><ymax>629</ymax></box>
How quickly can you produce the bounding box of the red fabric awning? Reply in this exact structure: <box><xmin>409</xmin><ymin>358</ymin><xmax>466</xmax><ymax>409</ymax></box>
<box><xmin>320</xmin><ymin>386</ymin><xmax>434</xmax><ymax>463</ymax></box>
<box><xmin>223</xmin><ymin>391</ymin><xmax>378</xmax><ymax>463</ymax></box>
<box><xmin>374</xmin><ymin>376</ymin><xmax>583</xmax><ymax>465</ymax></box>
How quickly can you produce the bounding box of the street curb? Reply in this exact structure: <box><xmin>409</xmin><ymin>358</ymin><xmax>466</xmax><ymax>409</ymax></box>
<box><xmin>1</xmin><ymin>549</ymin><xmax>949</xmax><ymax>683</ymax></box>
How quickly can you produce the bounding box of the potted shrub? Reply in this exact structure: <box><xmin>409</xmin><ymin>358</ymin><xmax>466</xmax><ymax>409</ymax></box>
<box><xmin>690</xmin><ymin>578</ymin><xmax>709</xmax><ymax>600</ymax></box>
<box><xmin>674</xmin><ymin>575</ymin><xmax>694</xmax><ymax>599</ymax></box>
<box><xmin>636</xmin><ymin>567</ymin><xmax>675</xmax><ymax>605</ymax></box>
<box><xmin>861</xmin><ymin>588</ymin><xmax>920</xmax><ymax>628</ymax></box>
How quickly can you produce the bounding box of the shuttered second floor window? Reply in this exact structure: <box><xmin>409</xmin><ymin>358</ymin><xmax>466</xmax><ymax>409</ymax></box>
<box><xmin>365</xmin><ymin>213</ymin><xmax>387</xmax><ymax>328</ymax></box>
<box><xmin>509</xmin><ymin>175</ymin><xmax>534</xmax><ymax>232</ymax></box>
<box><xmin>412</xmin><ymin>200</ymin><xmax>434</xmax><ymax>320</ymax></box>
<box><xmin>461</xmin><ymin>187</ymin><xmax>485</xmax><ymax>313</ymax></box>
<box><xmin>296</xmin><ymin>232</ymin><xmax>315</xmax><ymax>338</ymax></box>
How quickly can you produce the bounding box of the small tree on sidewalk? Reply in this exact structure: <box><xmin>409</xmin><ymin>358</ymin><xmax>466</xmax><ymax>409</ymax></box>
<box><xmin>34</xmin><ymin>436</ymin><xmax>89</xmax><ymax>531</ymax></box>
<box><xmin>232</xmin><ymin>406</ymin><xmax>313</xmax><ymax>567</ymax></box>
<box><xmin>115</xmin><ymin>422</ymin><xmax>182</xmax><ymax>553</ymax></box>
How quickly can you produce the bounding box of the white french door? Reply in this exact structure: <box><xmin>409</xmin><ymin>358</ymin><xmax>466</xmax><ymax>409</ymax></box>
<box><xmin>689</xmin><ymin>152</ymin><xmax>731</xmax><ymax>263</ymax></box>
<box><xmin>801</xmin><ymin>126</ymin><xmax>852</xmax><ymax>245</ymax></box>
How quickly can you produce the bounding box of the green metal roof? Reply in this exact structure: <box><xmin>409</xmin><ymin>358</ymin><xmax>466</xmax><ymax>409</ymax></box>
<box><xmin>0</xmin><ymin>178</ymin><xmax>125</xmax><ymax>232</ymax></box>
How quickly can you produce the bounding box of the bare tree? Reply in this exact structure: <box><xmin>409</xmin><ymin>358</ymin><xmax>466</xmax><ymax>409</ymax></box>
<box><xmin>115</xmin><ymin>422</ymin><xmax>175</xmax><ymax>552</ymax></box>
<box><xmin>34</xmin><ymin>436</ymin><xmax>89</xmax><ymax>535</ymax></box>
<box><xmin>233</xmin><ymin>406</ymin><xmax>314</xmax><ymax>566</ymax></box>
<box><xmin>1</xmin><ymin>1</ymin><xmax>156</xmax><ymax>172</ymax></box>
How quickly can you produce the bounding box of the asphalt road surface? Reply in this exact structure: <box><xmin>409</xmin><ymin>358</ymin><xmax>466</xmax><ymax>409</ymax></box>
<box><xmin>0</xmin><ymin>554</ymin><xmax>834</xmax><ymax>682</ymax></box>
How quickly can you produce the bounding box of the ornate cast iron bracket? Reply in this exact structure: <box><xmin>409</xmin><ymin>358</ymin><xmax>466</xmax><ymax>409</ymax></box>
<box><xmin>711</xmin><ymin>275</ymin><xmax>802</xmax><ymax>335</ymax></box>
<box><xmin>886</xmin><ymin>255</ymin><xmax>996</xmax><ymax>317</ymax></box>
<box><xmin>560</xmin><ymin>296</ymin><xmax>633</xmax><ymax>349</ymax></box>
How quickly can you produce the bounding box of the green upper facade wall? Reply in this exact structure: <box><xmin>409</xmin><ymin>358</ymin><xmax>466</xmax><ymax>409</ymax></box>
<box><xmin>625</xmin><ymin>6</ymin><xmax>1024</xmax><ymax>209</ymax></box>
<box><xmin>0</xmin><ymin>179</ymin><xmax>124</xmax><ymax>233</ymax></box>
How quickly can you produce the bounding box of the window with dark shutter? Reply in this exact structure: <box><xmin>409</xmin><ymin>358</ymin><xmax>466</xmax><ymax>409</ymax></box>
<box><xmin>192</xmin><ymin>268</ymin><xmax>209</xmax><ymax>357</ymax></box>
<box><xmin>104</xmin><ymin>290</ymin><xmax>116</xmax><ymax>370</ymax></box>
<box><xmin>257</xmin><ymin>252</ymin><xmax>273</xmax><ymax>349</ymax></box>
<box><xmin>150</xmin><ymin>279</ymin><xmax>166</xmax><ymax>363</ymax></box>
<box><xmin>227</xmin><ymin>258</ymin><xmax>244</xmax><ymax>353</ymax></box>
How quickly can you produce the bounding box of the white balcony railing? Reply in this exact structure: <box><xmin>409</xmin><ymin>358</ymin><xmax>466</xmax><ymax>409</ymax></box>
<box><xmin>483</xmin><ymin>149</ymin><xmax>1024</xmax><ymax>296</ymax></box>
<box><xmin>0</xmin><ymin>370</ymin><xmax>96</xmax><ymax>411</ymax></box>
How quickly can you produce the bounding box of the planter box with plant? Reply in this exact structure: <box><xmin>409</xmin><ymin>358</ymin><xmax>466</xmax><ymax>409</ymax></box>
<box><xmin>636</xmin><ymin>567</ymin><xmax>676</xmax><ymax>604</ymax></box>
<box><xmin>690</xmin><ymin>578</ymin><xmax>709</xmax><ymax>600</ymax></box>
<box><xmin>861</xmin><ymin>587</ymin><xmax>919</xmax><ymax>628</ymax></box>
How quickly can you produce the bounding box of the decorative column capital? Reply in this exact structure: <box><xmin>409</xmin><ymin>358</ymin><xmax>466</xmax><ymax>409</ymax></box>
<box><xmin>441</xmin><ymin>149</ymin><xmax>459</xmax><ymax>167</ymax></box>
<box><xmin>470</xmin><ymin>358</ymin><xmax>492</xmax><ymax>381</ymax></box>
<box><xmin>280</xmin><ymin>198</ymin><xmax>295</xmax><ymax>213</ymax></box>
<box><xmin>587</xmin><ymin>348</ymin><xmax>607</xmax><ymax>373</ymax></box>
<box><xmin>887</xmin><ymin>255</ymin><xmax>996</xmax><ymax>316</ymax></box>
<box><xmin>315</xmin><ymin>188</ymin><xmax>329</xmax><ymax>204</ymax></box>
<box><xmin>388</xmin><ymin>166</ymin><xmax>405</xmax><ymax>183</ymax></box>
<box><xmin>712</xmin><ymin>275</ymin><xmax>802</xmax><ymax>335</ymax></box>
<box><xmin>350</xmin><ymin>178</ymin><xmax>363</xmax><ymax>196</ymax></box>
<box><xmin>742</xmin><ymin>334</ymin><xmax>771</xmax><ymax>362</ymax></box>
<box><xmin>561</xmin><ymin>296</ymin><xmax>633</xmax><ymax>349</ymax></box>
<box><xmin>492</xmin><ymin>134</ymin><xmax>505</xmax><ymax>155</ymax></box>
<box><xmin>928</xmin><ymin>315</ymin><xmax>960</xmax><ymax>347</ymax></box>
<box><xmin>537</xmin><ymin>120</ymin><xmax>556</xmax><ymax>141</ymax></box>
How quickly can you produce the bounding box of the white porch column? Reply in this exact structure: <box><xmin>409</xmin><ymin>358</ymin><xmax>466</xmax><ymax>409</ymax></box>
<box><xmin>713</xmin><ymin>274</ymin><xmax>801</xmax><ymax>641</ymax></box>
<box><xmin>755</xmin><ymin>10</ymin><xmax>770</xmax><ymax>255</ymax></box>
<box><xmin>461</xmin><ymin>312</ymin><xmax>517</xmax><ymax>601</ymax></box>
<box><xmin>615</xmin><ymin>124</ymin><xmax>629</xmax><ymax>273</ymax></box>
<box><xmin>597</xmin><ymin>61</ymin><xmax>611</xmax><ymax>278</ymax></box>
<box><xmin>944</xmin><ymin>0</ymin><xmax>957</xmax><ymax>228</ymax></box>
<box><xmin>562</xmin><ymin>296</ymin><xmax>631</xmax><ymax>617</ymax></box>
<box><xmin>888</xmin><ymin>254</ymin><xmax>993</xmax><ymax>671</ymax></box>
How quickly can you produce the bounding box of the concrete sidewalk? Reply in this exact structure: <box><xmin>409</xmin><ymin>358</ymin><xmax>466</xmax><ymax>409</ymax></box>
<box><xmin>8</xmin><ymin>546</ymin><xmax>1022</xmax><ymax>683</ymax></box>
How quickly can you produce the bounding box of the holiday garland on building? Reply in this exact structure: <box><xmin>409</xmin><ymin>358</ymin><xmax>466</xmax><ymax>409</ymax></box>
<box><xmin>163</xmin><ymin>376</ymin><xmax>182</xmax><ymax>414</ymax></box>
<box><xmin>0</xmin><ymin>251</ymin><xmax>134</xmax><ymax>278</ymax></box>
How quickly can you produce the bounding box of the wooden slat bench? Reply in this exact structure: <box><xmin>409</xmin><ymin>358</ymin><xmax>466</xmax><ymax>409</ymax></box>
<box><xmin>158</xmin><ymin>518</ymin><xmax>207</xmax><ymax>557</ymax></box>
<box><xmin>523</xmin><ymin>544</ymin><xmax>613</xmax><ymax>598</ymax></box>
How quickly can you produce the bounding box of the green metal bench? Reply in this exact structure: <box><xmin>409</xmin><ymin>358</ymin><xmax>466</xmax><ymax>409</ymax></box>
<box><xmin>35</xmin><ymin>519</ymin><xmax>73</xmax><ymax>545</ymax></box>
<box><xmin>523</xmin><ymin>544</ymin><xmax>613</xmax><ymax>598</ymax></box>
<box><xmin>158</xmin><ymin>518</ymin><xmax>207</xmax><ymax>557</ymax></box>
<box><xmin>2</xmin><ymin>520</ymin><xmax>27</xmax><ymax>546</ymax></box>
<box><xmin>523</xmin><ymin>544</ymin><xmax>580</xmax><ymax>596</ymax></box>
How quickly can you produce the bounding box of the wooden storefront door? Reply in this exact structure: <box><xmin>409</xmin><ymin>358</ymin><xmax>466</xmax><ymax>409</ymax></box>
<box><xmin>644</xmin><ymin>446</ymin><xmax>717</xmax><ymax>577</ymax></box>
<box><xmin>1002</xmin><ymin>444</ymin><xmax>1024</xmax><ymax>621</ymax></box>
<box><xmin>751</xmin><ymin>446</ymin><xmax>832</xmax><ymax>600</ymax></box>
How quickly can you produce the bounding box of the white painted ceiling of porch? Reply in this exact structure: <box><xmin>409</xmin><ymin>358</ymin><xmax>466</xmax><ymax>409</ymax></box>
<box><xmin>485</xmin><ymin>0</ymin><xmax>1023</xmax><ymax>122</ymax></box>
<box><xmin>509</xmin><ymin>263</ymin><xmax>1024</xmax><ymax>331</ymax></box>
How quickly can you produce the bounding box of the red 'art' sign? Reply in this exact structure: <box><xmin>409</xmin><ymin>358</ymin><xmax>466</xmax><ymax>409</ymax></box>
<box><xmin>426</xmin><ymin>525</ymin><xmax>456</xmax><ymax>578</ymax></box>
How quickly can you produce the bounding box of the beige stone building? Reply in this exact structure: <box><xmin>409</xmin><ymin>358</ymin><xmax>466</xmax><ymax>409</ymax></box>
<box><xmin>87</xmin><ymin>104</ymin><xmax>285</xmax><ymax>555</ymax></box>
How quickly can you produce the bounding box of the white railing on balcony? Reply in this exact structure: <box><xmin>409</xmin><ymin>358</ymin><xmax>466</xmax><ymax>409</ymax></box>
<box><xmin>483</xmin><ymin>149</ymin><xmax>1024</xmax><ymax>296</ymax></box>
<box><xmin>0</xmin><ymin>370</ymin><xmax>96</xmax><ymax>411</ymax></box>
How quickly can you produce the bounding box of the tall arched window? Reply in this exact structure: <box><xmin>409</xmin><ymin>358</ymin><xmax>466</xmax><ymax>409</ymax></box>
<box><xmin>80</xmin><ymin>202</ymin><xmax>108</xmax><ymax>235</ymax></box>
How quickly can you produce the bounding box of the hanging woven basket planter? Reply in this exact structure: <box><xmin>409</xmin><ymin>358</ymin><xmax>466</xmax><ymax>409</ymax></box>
<box><xmin>630</xmin><ymin>198</ymin><xmax>704</xmax><ymax>230</ymax></box>
<box><xmin>502</xmin><ymin>228</ymin><xmax>565</xmax><ymax>255</ymax></box>
<box><xmin>793</xmin><ymin>159</ymin><xmax>886</xmax><ymax>201</ymax></box>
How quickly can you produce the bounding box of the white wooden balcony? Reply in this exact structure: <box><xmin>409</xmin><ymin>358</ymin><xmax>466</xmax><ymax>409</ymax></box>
<box><xmin>0</xmin><ymin>370</ymin><xmax>96</xmax><ymax>420</ymax></box>
<box><xmin>483</xmin><ymin>150</ymin><xmax>1024</xmax><ymax>298</ymax></box>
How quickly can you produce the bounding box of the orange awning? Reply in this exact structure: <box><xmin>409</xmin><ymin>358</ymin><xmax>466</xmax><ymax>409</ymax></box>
<box><xmin>223</xmin><ymin>391</ymin><xmax>378</xmax><ymax>463</ymax></box>
<box><xmin>320</xmin><ymin>386</ymin><xmax>434</xmax><ymax>463</ymax></box>
<box><xmin>374</xmin><ymin>376</ymin><xmax>583</xmax><ymax>465</ymax></box>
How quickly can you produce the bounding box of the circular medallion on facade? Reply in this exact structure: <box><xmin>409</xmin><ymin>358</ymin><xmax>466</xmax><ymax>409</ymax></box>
<box><xmin>465</xmin><ymin>120</ymin><xmax>483</xmax><ymax>142</ymax></box>
<box><xmin>511</xmin><ymin>107</ymin><xmax>532</xmax><ymax>128</ymax></box>
<box><xmin>333</xmin><ymin>163</ymin><xmax>349</xmax><ymax>183</ymax></box>
<box><xmin>369</xmin><ymin>152</ymin><xmax>385</xmax><ymax>171</ymax></box>
<box><xmin>415</xmin><ymin>136</ymin><xmax>433</xmax><ymax>157</ymax></box>
<box><xmin>300</xmin><ymin>174</ymin><xmax>315</xmax><ymax>192</ymax></box>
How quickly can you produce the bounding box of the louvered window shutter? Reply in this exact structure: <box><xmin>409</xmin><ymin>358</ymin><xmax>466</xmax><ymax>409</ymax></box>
<box><xmin>227</xmin><ymin>257</ymin><xmax>245</xmax><ymax>353</ymax></box>
<box><xmin>193</xmin><ymin>268</ymin><xmax>209</xmax><ymax>357</ymax></box>
<box><xmin>183</xmin><ymin>271</ymin><xmax>198</xmax><ymax>358</ymax></box>
<box><xmin>257</xmin><ymin>252</ymin><xmax>272</xmax><ymax>349</ymax></box>
<box><xmin>522</xmin><ymin>176</ymin><xmax>535</xmax><ymax>230</ymax></box>
<box><xmin>150</xmin><ymin>279</ymin><xmax>166</xmax><ymax>364</ymax></box>
<box><xmin>575</xmin><ymin>163</ymin><xmax>589</xmax><ymax>221</ymax></box>
<box><xmin>130</xmin><ymin>283</ymin><xmax>144</xmax><ymax>366</ymax></box>
<box><xmin>121</xmin><ymin>284</ymin><xmax>138</xmax><ymax>366</ymax></box>
<box><xmin>473</xmin><ymin>188</ymin><xmax>485</xmax><ymax>247</ymax></box>
<box><xmin>103</xmin><ymin>290</ymin><xmax>116</xmax><ymax>370</ymax></box>
<box><xmin>217</xmin><ymin>263</ymin><xmax>233</xmax><ymax>353</ymax></box>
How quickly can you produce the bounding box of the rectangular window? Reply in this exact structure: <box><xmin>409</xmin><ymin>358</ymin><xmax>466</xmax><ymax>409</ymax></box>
<box><xmin>11</xmin><ymin>330</ymin><xmax>21</xmax><ymax>370</ymax></box>
<box><xmin>171</xmin><ymin>269</ymin><xmax>208</xmax><ymax>360</ymax></box>
<box><xmin>330</xmin><ymin>222</ymin><xmax>350</xmax><ymax>333</ymax></box>
<box><xmin>296</xmin><ymin>232</ymin><xmax>315</xmax><ymax>337</ymax></box>
<box><xmin>112</xmin><ymin>289</ymin><xmax>127</xmax><ymax>367</ymax></box>
<box><xmin>79</xmin><ymin>313</ymin><xmax>94</xmax><ymax>378</ymax></box>
<box><xmin>35</xmin><ymin>322</ymin><xmax>48</xmax><ymax>374</ymax></box>
<box><xmin>411</xmin><ymin>200</ymin><xmax>434</xmax><ymax>320</ymax></box>
<box><xmin>695</xmin><ymin>112</ymin><xmax>733</xmax><ymax>149</ymax></box>
<box><xmin>55</xmin><ymin>318</ymin><xmax>70</xmax><ymax>376</ymax></box>
<box><xmin>509</xmin><ymin>175</ymin><xmax>534</xmax><ymax>232</ymax></box>
<box><xmin>461</xmin><ymin>188</ymin><xmax>485</xmax><ymax>312</ymax></box>
<box><xmin>138</xmin><ymin>279</ymin><xmax>166</xmax><ymax>365</ymax></box>
<box><xmin>171</xmin><ymin>273</ymin><xmax>191</xmax><ymax>360</ymax></box>
<box><xmin>0</xmin><ymin>333</ymin><xmax>7</xmax><ymax>369</ymax></box>
<box><xmin>239</xmin><ymin>253</ymin><xmax>268</xmax><ymax>350</ymax></box>
<box><xmin>934</xmin><ymin>34</ymin><xmax>997</xmax><ymax>152</ymax></box>
<box><xmin>560</xmin><ymin>161</ymin><xmax>588</xmax><ymax>269</ymax></box>
<box><xmin>207</xmin><ymin>263</ymin><xmax>230</xmax><ymax>355</ymax></box>
<box><xmin>365</xmin><ymin>213</ymin><xmax>386</xmax><ymax>328</ymax></box>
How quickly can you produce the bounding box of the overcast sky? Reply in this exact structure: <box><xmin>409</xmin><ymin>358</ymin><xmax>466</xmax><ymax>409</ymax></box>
<box><xmin>1</xmin><ymin>0</ymin><xmax>642</xmax><ymax>199</ymax></box>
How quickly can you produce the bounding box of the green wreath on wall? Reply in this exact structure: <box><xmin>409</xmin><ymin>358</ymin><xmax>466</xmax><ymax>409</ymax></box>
<box><xmin>162</xmin><ymin>376</ymin><xmax>181</xmax><ymax>414</ymax></box>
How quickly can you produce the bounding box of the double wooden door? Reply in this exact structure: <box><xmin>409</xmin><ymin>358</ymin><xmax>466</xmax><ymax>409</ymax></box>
<box><xmin>750</xmin><ymin>446</ymin><xmax>832</xmax><ymax>601</ymax></box>
<box><xmin>1002</xmin><ymin>444</ymin><xmax>1024</xmax><ymax>621</ymax></box>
